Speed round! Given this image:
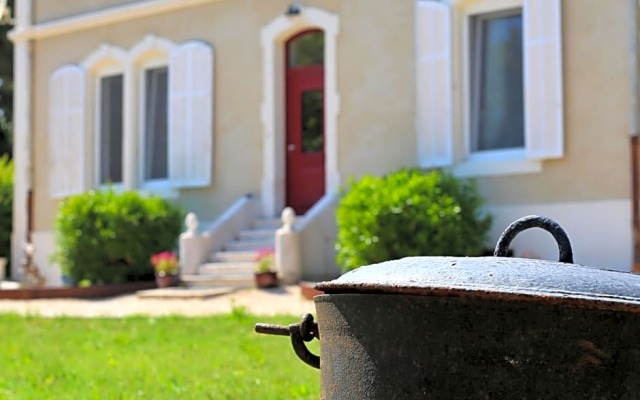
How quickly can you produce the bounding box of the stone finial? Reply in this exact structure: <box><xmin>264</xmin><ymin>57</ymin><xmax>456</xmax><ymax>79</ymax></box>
<box><xmin>21</xmin><ymin>242</ymin><xmax>46</xmax><ymax>289</ymax></box>
<box><xmin>281</xmin><ymin>207</ymin><xmax>296</xmax><ymax>232</ymax></box>
<box><xmin>23</xmin><ymin>242</ymin><xmax>35</xmax><ymax>257</ymax></box>
<box><xmin>185</xmin><ymin>212</ymin><xmax>199</xmax><ymax>235</ymax></box>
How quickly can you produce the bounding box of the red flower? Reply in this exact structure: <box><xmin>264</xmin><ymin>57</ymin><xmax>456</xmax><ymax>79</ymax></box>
<box><xmin>150</xmin><ymin>251</ymin><xmax>179</xmax><ymax>274</ymax></box>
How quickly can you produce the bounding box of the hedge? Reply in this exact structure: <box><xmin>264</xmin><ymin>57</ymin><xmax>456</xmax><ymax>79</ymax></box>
<box><xmin>53</xmin><ymin>189</ymin><xmax>184</xmax><ymax>284</ymax></box>
<box><xmin>336</xmin><ymin>169</ymin><xmax>493</xmax><ymax>272</ymax></box>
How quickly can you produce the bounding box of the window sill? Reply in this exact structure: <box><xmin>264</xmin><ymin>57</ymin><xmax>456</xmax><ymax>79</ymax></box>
<box><xmin>96</xmin><ymin>182</ymin><xmax>125</xmax><ymax>191</ymax></box>
<box><xmin>140</xmin><ymin>180</ymin><xmax>179</xmax><ymax>199</ymax></box>
<box><xmin>453</xmin><ymin>151</ymin><xmax>542</xmax><ymax>178</ymax></box>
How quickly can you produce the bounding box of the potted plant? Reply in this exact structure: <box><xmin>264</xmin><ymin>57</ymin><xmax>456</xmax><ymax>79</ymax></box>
<box><xmin>151</xmin><ymin>251</ymin><xmax>179</xmax><ymax>288</ymax></box>
<box><xmin>254</xmin><ymin>248</ymin><xmax>278</xmax><ymax>288</ymax></box>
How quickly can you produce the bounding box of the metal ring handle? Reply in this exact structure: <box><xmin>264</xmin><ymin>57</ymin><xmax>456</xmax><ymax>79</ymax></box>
<box><xmin>289</xmin><ymin>321</ymin><xmax>320</xmax><ymax>369</ymax></box>
<box><xmin>255</xmin><ymin>313</ymin><xmax>320</xmax><ymax>369</ymax></box>
<box><xmin>494</xmin><ymin>215</ymin><xmax>574</xmax><ymax>264</ymax></box>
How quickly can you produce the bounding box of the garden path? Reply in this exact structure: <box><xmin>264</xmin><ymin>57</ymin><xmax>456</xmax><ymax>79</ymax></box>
<box><xmin>0</xmin><ymin>285</ymin><xmax>315</xmax><ymax>317</ymax></box>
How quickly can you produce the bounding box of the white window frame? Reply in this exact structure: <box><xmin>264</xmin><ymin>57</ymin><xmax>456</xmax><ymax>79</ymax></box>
<box><xmin>94</xmin><ymin>66</ymin><xmax>126</xmax><ymax>189</ymax></box>
<box><xmin>81</xmin><ymin>44</ymin><xmax>129</xmax><ymax>191</ymax></box>
<box><xmin>138</xmin><ymin>56</ymin><xmax>170</xmax><ymax>192</ymax></box>
<box><xmin>129</xmin><ymin>34</ymin><xmax>177</xmax><ymax>198</ymax></box>
<box><xmin>456</xmin><ymin>0</ymin><xmax>542</xmax><ymax>177</ymax></box>
<box><xmin>66</xmin><ymin>35</ymin><xmax>212</xmax><ymax>200</ymax></box>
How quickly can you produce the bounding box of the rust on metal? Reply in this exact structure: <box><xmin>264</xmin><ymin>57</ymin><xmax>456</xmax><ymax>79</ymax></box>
<box><xmin>315</xmin><ymin>255</ymin><xmax>640</xmax><ymax>313</ymax></box>
<box><xmin>494</xmin><ymin>214</ymin><xmax>573</xmax><ymax>263</ymax></box>
<box><xmin>255</xmin><ymin>313</ymin><xmax>320</xmax><ymax>369</ymax></box>
<box><xmin>315</xmin><ymin>293</ymin><xmax>640</xmax><ymax>399</ymax></box>
<box><xmin>254</xmin><ymin>215</ymin><xmax>640</xmax><ymax>398</ymax></box>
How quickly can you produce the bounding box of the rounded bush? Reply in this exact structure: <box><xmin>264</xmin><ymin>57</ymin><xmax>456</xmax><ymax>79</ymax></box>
<box><xmin>53</xmin><ymin>189</ymin><xmax>184</xmax><ymax>284</ymax></box>
<box><xmin>336</xmin><ymin>169</ymin><xmax>493</xmax><ymax>272</ymax></box>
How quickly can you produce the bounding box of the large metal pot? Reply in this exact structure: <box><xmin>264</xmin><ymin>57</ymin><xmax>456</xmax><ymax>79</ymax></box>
<box><xmin>256</xmin><ymin>216</ymin><xmax>640</xmax><ymax>399</ymax></box>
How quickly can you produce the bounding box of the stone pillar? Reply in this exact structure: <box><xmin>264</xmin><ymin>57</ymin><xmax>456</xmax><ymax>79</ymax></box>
<box><xmin>275</xmin><ymin>207</ymin><xmax>301</xmax><ymax>284</ymax></box>
<box><xmin>179</xmin><ymin>213</ymin><xmax>209</xmax><ymax>276</ymax></box>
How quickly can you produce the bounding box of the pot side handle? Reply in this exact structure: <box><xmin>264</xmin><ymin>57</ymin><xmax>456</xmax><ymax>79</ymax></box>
<box><xmin>255</xmin><ymin>313</ymin><xmax>321</xmax><ymax>369</ymax></box>
<box><xmin>494</xmin><ymin>215</ymin><xmax>574</xmax><ymax>264</ymax></box>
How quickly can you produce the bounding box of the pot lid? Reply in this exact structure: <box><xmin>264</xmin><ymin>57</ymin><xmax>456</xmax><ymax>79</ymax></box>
<box><xmin>316</xmin><ymin>216</ymin><xmax>640</xmax><ymax>311</ymax></box>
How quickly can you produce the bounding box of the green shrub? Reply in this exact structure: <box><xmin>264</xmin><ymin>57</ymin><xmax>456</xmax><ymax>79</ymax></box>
<box><xmin>0</xmin><ymin>156</ymin><xmax>12</xmax><ymax>270</ymax></box>
<box><xmin>336</xmin><ymin>169</ymin><xmax>492</xmax><ymax>272</ymax></box>
<box><xmin>53</xmin><ymin>189</ymin><xmax>184</xmax><ymax>284</ymax></box>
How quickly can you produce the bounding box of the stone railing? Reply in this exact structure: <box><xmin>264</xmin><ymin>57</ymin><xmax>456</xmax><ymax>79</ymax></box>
<box><xmin>179</xmin><ymin>195</ymin><xmax>260</xmax><ymax>275</ymax></box>
<box><xmin>276</xmin><ymin>192</ymin><xmax>341</xmax><ymax>283</ymax></box>
<box><xmin>275</xmin><ymin>207</ymin><xmax>300</xmax><ymax>284</ymax></box>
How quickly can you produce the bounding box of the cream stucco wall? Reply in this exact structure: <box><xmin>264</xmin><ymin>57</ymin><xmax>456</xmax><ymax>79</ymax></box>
<box><xmin>30</xmin><ymin>0</ymin><xmax>419</xmax><ymax>232</ymax></box>
<box><xmin>24</xmin><ymin>0</ymin><xmax>636</xmax><ymax>272</ymax></box>
<box><xmin>33</xmin><ymin>0</ymin><xmax>140</xmax><ymax>23</ymax></box>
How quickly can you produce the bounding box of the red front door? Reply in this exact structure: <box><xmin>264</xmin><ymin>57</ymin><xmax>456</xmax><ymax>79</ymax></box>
<box><xmin>285</xmin><ymin>30</ymin><xmax>325</xmax><ymax>214</ymax></box>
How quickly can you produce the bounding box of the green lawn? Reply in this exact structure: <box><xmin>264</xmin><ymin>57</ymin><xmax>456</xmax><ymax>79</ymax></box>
<box><xmin>0</xmin><ymin>309</ymin><xmax>320</xmax><ymax>399</ymax></box>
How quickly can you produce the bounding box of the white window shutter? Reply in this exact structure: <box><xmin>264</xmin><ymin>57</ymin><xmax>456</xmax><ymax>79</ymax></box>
<box><xmin>48</xmin><ymin>65</ymin><xmax>86</xmax><ymax>198</ymax></box>
<box><xmin>524</xmin><ymin>0</ymin><xmax>563</xmax><ymax>159</ymax></box>
<box><xmin>169</xmin><ymin>41</ymin><xmax>213</xmax><ymax>187</ymax></box>
<box><xmin>415</xmin><ymin>1</ymin><xmax>453</xmax><ymax>168</ymax></box>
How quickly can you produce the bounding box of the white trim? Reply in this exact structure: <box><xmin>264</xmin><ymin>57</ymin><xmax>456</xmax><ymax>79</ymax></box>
<box><xmin>130</xmin><ymin>34</ymin><xmax>175</xmax><ymax>63</ymax></box>
<box><xmin>131</xmin><ymin>35</ymin><xmax>175</xmax><ymax>193</ymax></box>
<box><xmin>453</xmin><ymin>157</ymin><xmax>542</xmax><ymax>177</ymax></box>
<box><xmin>459</xmin><ymin>0</ymin><xmax>530</xmax><ymax>177</ymax></box>
<box><xmin>11</xmin><ymin>45</ymin><xmax>29</xmax><ymax>271</ymax></box>
<box><xmin>415</xmin><ymin>1</ymin><xmax>453</xmax><ymax>168</ymax></box>
<box><xmin>11</xmin><ymin>0</ymin><xmax>31</xmax><ymax>277</ymax></box>
<box><xmin>82</xmin><ymin>44</ymin><xmax>128</xmax><ymax>187</ymax></box>
<box><xmin>463</xmin><ymin>3</ymin><xmax>524</xmax><ymax>156</ymax></box>
<box><xmin>459</xmin><ymin>0</ymin><xmax>522</xmax><ymax>14</ymax></box>
<box><xmin>260</xmin><ymin>6</ymin><xmax>340</xmax><ymax>217</ymax></box>
<box><xmin>81</xmin><ymin>43</ymin><xmax>128</xmax><ymax>71</ymax></box>
<box><xmin>9</xmin><ymin>0</ymin><xmax>223</xmax><ymax>42</ymax></box>
<box><xmin>94</xmin><ymin>72</ymin><xmax>125</xmax><ymax>187</ymax></box>
<box><xmin>137</xmin><ymin>58</ymin><xmax>171</xmax><ymax>191</ymax></box>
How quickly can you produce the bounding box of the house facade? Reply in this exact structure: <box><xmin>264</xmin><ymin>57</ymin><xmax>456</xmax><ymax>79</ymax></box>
<box><xmin>8</xmin><ymin>0</ymin><xmax>637</xmax><ymax>285</ymax></box>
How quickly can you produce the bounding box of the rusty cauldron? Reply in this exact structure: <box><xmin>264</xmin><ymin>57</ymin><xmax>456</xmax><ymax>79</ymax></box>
<box><xmin>256</xmin><ymin>216</ymin><xmax>640</xmax><ymax>399</ymax></box>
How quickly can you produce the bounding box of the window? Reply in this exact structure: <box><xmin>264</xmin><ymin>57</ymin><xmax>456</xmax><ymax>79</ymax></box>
<box><xmin>470</xmin><ymin>10</ymin><xmax>524</xmax><ymax>153</ymax></box>
<box><xmin>287</xmin><ymin>30</ymin><xmax>324</xmax><ymax>67</ymax></box>
<box><xmin>98</xmin><ymin>74</ymin><xmax>124</xmax><ymax>184</ymax></box>
<box><xmin>142</xmin><ymin>66</ymin><xmax>169</xmax><ymax>181</ymax></box>
<box><xmin>415</xmin><ymin>0</ymin><xmax>563</xmax><ymax>177</ymax></box>
<box><xmin>51</xmin><ymin>36</ymin><xmax>213</xmax><ymax>199</ymax></box>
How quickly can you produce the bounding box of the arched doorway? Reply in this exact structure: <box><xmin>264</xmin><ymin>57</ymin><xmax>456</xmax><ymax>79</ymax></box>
<box><xmin>285</xmin><ymin>30</ymin><xmax>325</xmax><ymax>214</ymax></box>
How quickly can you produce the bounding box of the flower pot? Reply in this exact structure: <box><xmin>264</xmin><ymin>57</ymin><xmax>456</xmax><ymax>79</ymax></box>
<box><xmin>155</xmin><ymin>273</ymin><xmax>178</xmax><ymax>288</ymax></box>
<box><xmin>255</xmin><ymin>271</ymin><xmax>278</xmax><ymax>288</ymax></box>
<box><xmin>300</xmin><ymin>281</ymin><xmax>324</xmax><ymax>300</ymax></box>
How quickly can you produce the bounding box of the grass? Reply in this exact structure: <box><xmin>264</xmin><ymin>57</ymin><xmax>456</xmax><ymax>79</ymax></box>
<box><xmin>0</xmin><ymin>308</ymin><xmax>320</xmax><ymax>399</ymax></box>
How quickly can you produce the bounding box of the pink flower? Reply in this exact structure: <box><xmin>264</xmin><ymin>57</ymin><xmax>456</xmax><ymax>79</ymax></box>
<box><xmin>255</xmin><ymin>248</ymin><xmax>274</xmax><ymax>262</ymax></box>
<box><xmin>150</xmin><ymin>251</ymin><xmax>179</xmax><ymax>274</ymax></box>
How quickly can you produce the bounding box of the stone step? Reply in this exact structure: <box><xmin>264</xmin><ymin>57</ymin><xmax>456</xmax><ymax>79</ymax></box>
<box><xmin>252</xmin><ymin>218</ymin><xmax>282</xmax><ymax>230</ymax></box>
<box><xmin>137</xmin><ymin>287</ymin><xmax>236</xmax><ymax>299</ymax></box>
<box><xmin>199</xmin><ymin>262</ymin><xmax>256</xmax><ymax>275</ymax></box>
<box><xmin>238</xmin><ymin>229</ymin><xmax>276</xmax><ymax>240</ymax></box>
<box><xmin>210</xmin><ymin>250</ymin><xmax>258</xmax><ymax>263</ymax></box>
<box><xmin>224</xmin><ymin>239</ymin><xmax>274</xmax><ymax>252</ymax></box>
<box><xmin>181</xmin><ymin>274</ymin><xmax>254</xmax><ymax>288</ymax></box>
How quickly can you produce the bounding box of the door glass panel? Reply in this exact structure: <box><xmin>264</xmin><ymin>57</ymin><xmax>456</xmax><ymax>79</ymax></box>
<box><xmin>301</xmin><ymin>90</ymin><xmax>323</xmax><ymax>153</ymax></box>
<box><xmin>288</xmin><ymin>30</ymin><xmax>324</xmax><ymax>68</ymax></box>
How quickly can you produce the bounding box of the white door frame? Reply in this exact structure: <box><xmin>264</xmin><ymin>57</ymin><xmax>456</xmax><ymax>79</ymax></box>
<box><xmin>260</xmin><ymin>6</ymin><xmax>340</xmax><ymax>217</ymax></box>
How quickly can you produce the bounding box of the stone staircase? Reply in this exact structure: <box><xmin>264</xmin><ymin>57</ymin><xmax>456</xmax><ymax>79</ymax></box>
<box><xmin>181</xmin><ymin>217</ymin><xmax>281</xmax><ymax>288</ymax></box>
